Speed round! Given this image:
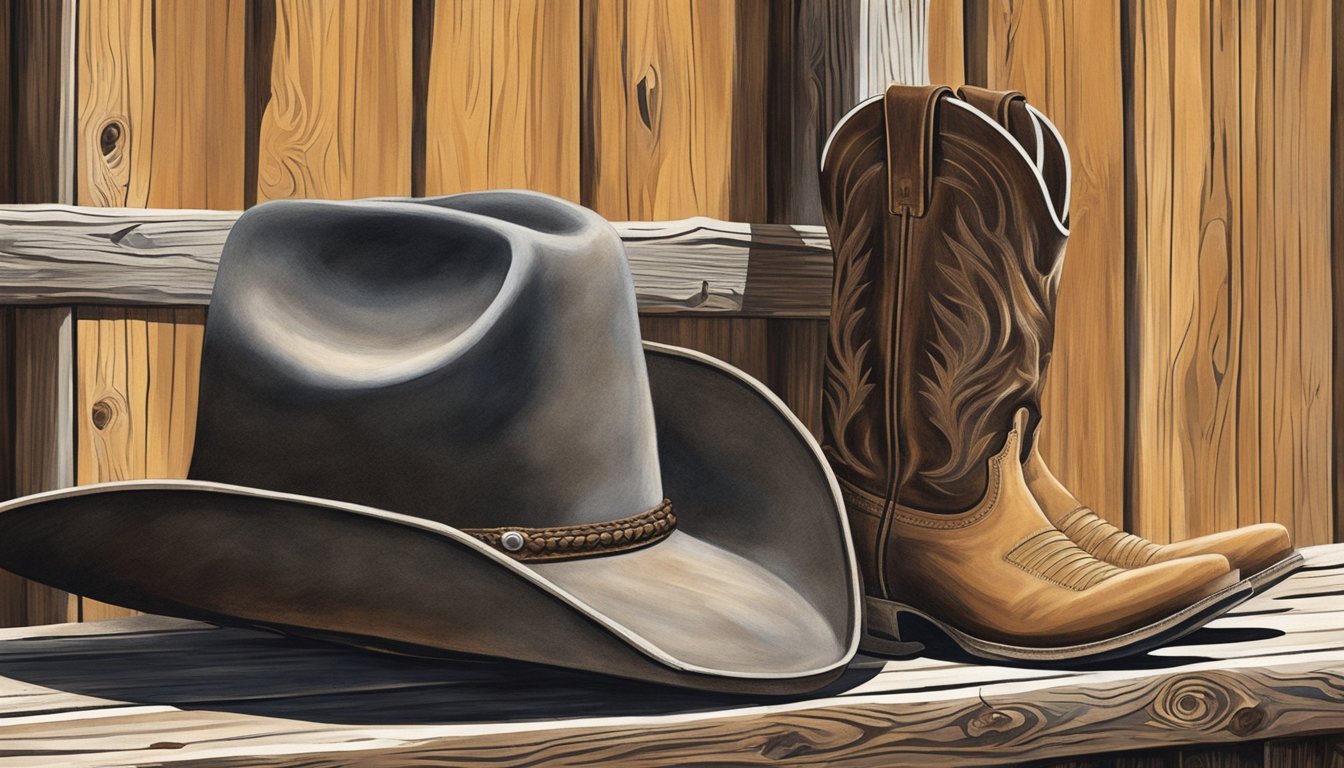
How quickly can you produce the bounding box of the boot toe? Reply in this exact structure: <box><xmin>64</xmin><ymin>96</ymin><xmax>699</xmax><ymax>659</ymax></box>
<box><xmin>1161</xmin><ymin>524</ymin><xmax>1292</xmax><ymax>577</ymax></box>
<box><xmin>1049</xmin><ymin>553</ymin><xmax>1235</xmax><ymax>642</ymax></box>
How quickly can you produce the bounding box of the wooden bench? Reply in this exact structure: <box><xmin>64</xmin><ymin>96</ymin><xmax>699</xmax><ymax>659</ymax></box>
<box><xmin>0</xmin><ymin>545</ymin><xmax>1339</xmax><ymax>766</ymax></box>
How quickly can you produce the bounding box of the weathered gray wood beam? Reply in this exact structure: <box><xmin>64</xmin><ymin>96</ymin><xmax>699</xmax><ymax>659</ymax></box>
<box><xmin>0</xmin><ymin>205</ymin><xmax>834</xmax><ymax>318</ymax></box>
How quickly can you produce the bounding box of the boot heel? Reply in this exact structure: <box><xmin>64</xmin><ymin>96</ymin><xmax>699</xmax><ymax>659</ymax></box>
<box><xmin>862</xmin><ymin>597</ymin><xmax>926</xmax><ymax>657</ymax></box>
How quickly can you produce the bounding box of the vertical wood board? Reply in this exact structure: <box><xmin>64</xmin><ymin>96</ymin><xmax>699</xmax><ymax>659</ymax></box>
<box><xmin>255</xmin><ymin>0</ymin><xmax>412</xmax><ymax>201</ymax></box>
<box><xmin>75</xmin><ymin>307</ymin><xmax>205</xmax><ymax>620</ymax></box>
<box><xmin>423</xmin><ymin>0</ymin><xmax>580</xmax><ymax>198</ymax></box>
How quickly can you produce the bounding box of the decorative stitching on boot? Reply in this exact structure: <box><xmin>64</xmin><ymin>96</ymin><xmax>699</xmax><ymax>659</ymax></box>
<box><xmin>838</xmin><ymin>446</ymin><xmax>1006</xmax><ymax>530</ymax></box>
<box><xmin>1057</xmin><ymin>505</ymin><xmax>1162</xmax><ymax>568</ymax></box>
<box><xmin>465</xmin><ymin>500</ymin><xmax>676</xmax><ymax>562</ymax></box>
<box><xmin>1004</xmin><ymin>528</ymin><xmax>1123</xmax><ymax>590</ymax></box>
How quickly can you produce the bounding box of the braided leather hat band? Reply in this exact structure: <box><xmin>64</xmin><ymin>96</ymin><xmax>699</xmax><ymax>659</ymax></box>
<box><xmin>464</xmin><ymin>499</ymin><xmax>677</xmax><ymax>562</ymax></box>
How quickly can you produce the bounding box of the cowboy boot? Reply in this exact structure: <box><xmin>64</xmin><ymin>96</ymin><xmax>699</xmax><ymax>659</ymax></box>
<box><xmin>957</xmin><ymin>85</ymin><xmax>1301</xmax><ymax>591</ymax></box>
<box><xmin>819</xmin><ymin>84</ymin><xmax>1250</xmax><ymax>662</ymax></box>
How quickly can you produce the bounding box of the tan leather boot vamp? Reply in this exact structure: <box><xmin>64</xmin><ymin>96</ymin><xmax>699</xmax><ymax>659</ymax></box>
<box><xmin>849</xmin><ymin>412</ymin><xmax>1239</xmax><ymax>648</ymax></box>
<box><xmin>1024</xmin><ymin>443</ymin><xmax>1299</xmax><ymax>589</ymax></box>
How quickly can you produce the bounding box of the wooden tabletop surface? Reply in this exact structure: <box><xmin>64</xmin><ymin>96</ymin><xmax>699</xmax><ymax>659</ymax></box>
<box><xmin>0</xmin><ymin>545</ymin><xmax>1340</xmax><ymax>767</ymax></box>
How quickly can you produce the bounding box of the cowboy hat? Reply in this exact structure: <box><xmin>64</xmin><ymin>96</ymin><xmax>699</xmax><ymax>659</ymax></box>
<box><xmin>0</xmin><ymin>191</ymin><xmax>861</xmax><ymax>694</ymax></box>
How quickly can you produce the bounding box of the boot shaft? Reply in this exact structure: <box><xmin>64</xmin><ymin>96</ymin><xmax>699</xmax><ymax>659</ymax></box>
<box><xmin>820</xmin><ymin>85</ymin><xmax>1069</xmax><ymax>514</ymax></box>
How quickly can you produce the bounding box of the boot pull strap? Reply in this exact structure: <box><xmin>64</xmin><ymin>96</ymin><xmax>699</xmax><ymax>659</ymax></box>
<box><xmin>957</xmin><ymin>85</ymin><xmax>1025</xmax><ymax>127</ymax></box>
<box><xmin>884</xmin><ymin>84</ymin><xmax>952</xmax><ymax>216</ymax></box>
<box><xmin>957</xmin><ymin>85</ymin><xmax>1040</xmax><ymax>166</ymax></box>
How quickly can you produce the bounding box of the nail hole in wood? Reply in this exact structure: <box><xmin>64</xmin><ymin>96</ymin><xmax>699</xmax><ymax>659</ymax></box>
<box><xmin>99</xmin><ymin>121</ymin><xmax>123</xmax><ymax>156</ymax></box>
<box><xmin>91</xmin><ymin>399</ymin><xmax>115</xmax><ymax>430</ymax></box>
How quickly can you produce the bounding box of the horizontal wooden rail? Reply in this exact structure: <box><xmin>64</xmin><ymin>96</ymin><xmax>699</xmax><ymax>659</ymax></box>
<box><xmin>0</xmin><ymin>205</ymin><xmax>834</xmax><ymax>318</ymax></box>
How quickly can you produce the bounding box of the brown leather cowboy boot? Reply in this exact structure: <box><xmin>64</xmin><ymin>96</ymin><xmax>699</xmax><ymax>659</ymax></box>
<box><xmin>819</xmin><ymin>84</ymin><xmax>1250</xmax><ymax>662</ymax></box>
<box><xmin>957</xmin><ymin>85</ymin><xmax>1301</xmax><ymax>591</ymax></box>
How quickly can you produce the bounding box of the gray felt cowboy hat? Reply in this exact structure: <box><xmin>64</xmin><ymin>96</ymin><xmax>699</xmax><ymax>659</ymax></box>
<box><xmin>0</xmin><ymin>191</ymin><xmax>861</xmax><ymax>694</ymax></box>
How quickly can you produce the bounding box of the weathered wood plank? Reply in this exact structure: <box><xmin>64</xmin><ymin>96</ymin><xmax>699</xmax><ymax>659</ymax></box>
<box><xmin>1335</xmin><ymin>0</ymin><xmax>1344</xmax><ymax>547</ymax></box>
<box><xmin>981</xmin><ymin>0</ymin><xmax>1128</xmax><ymax>532</ymax></box>
<box><xmin>1130</xmin><ymin>0</ymin><xmax>1333</xmax><ymax>545</ymax></box>
<box><xmin>424</xmin><ymin>0</ymin><xmax>579</xmax><ymax>199</ymax></box>
<box><xmin>767</xmin><ymin>0</ymin><xmax>858</xmax><ymax>226</ymax></box>
<box><xmin>1237</xmin><ymin>0</ymin><xmax>1333</xmax><ymax>545</ymax></box>
<box><xmin>582</xmin><ymin>0</ymin><xmax>767</xmax><ymax>221</ymax></box>
<box><xmin>74</xmin><ymin>307</ymin><xmax>205</xmax><ymax>622</ymax></box>
<box><xmin>0</xmin><ymin>206</ymin><xmax>834</xmax><ymax>317</ymax></box>
<box><xmin>768</xmin><ymin>0</ymin><xmax>934</xmax><ymax>226</ymax></box>
<box><xmin>11</xmin><ymin>308</ymin><xmax>75</xmax><ymax>626</ymax></box>
<box><xmin>76</xmin><ymin>0</ymin><xmax>246</xmax><ymax>207</ymax></box>
<box><xmin>12</xmin><ymin>0</ymin><xmax>71</xmax><ymax>205</ymax></box>
<box><xmin>0</xmin><ymin>545</ymin><xmax>1339</xmax><ymax>766</ymax></box>
<box><xmin>927</xmin><ymin>0</ymin><xmax>965</xmax><ymax>87</ymax></box>
<box><xmin>255</xmin><ymin>0</ymin><xmax>412</xmax><ymax>201</ymax></box>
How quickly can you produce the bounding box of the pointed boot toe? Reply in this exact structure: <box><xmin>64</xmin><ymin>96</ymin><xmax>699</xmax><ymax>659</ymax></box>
<box><xmin>1159</xmin><ymin>524</ymin><xmax>1297</xmax><ymax>591</ymax></box>
<box><xmin>1025</xmin><ymin>441</ymin><xmax>1302</xmax><ymax>591</ymax></box>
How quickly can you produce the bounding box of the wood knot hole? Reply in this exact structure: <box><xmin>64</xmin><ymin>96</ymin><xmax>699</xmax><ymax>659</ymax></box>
<box><xmin>759</xmin><ymin>731</ymin><xmax>818</xmax><ymax>760</ymax></box>
<box><xmin>91</xmin><ymin>399</ymin><xmax>115</xmax><ymax>430</ymax></box>
<box><xmin>99</xmin><ymin>121</ymin><xmax>123</xmax><ymax>156</ymax></box>
<box><xmin>1229</xmin><ymin>706</ymin><xmax>1266</xmax><ymax>737</ymax></box>
<box><xmin>636</xmin><ymin>66</ymin><xmax>658</xmax><ymax>130</ymax></box>
<box><xmin>967</xmin><ymin>706</ymin><xmax>1024</xmax><ymax>737</ymax></box>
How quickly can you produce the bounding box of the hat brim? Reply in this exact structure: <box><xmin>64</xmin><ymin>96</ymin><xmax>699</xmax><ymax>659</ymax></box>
<box><xmin>0</xmin><ymin>343</ymin><xmax>860</xmax><ymax>694</ymax></box>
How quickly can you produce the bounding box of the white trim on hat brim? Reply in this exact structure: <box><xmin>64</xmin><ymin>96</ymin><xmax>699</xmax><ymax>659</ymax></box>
<box><xmin>0</xmin><ymin>342</ymin><xmax>861</xmax><ymax>691</ymax></box>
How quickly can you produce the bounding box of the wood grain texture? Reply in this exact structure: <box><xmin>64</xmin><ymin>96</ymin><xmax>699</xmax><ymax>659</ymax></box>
<box><xmin>980</xmin><ymin>0</ymin><xmax>1128</xmax><ymax>531</ymax></box>
<box><xmin>1335</xmin><ymin>0</ymin><xmax>1344</xmax><ymax>546</ymax></box>
<box><xmin>639</xmin><ymin>317</ymin><xmax>770</xmax><ymax>385</ymax></box>
<box><xmin>0</xmin><ymin>0</ymin><xmax>13</xmax><ymax>203</ymax></box>
<box><xmin>857</xmin><ymin>0</ymin><xmax>930</xmax><ymax>95</ymax></box>
<box><xmin>11</xmin><ymin>0</ymin><xmax>70</xmax><ymax>204</ymax></box>
<box><xmin>582</xmin><ymin>0</ymin><xmax>767</xmax><ymax>221</ymax></box>
<box><xmin>927</xmin><ymin>0</ymin><xmax>966</xmax><ymax>87</ymax></box>
<box><xmin>76</xmin><ymin>0</ymin><xmax>247</xmax><ymax>208</ymax></box>
<box><xmin>1129</xmin><ymin>0</ymin><xmax>1333</xmax><ymax>545</ymax></box>
<box><xmin>74</xmin><ymin>307</ymin><xmax>205</xmax><ymax>621</ymax></box>
<box><xmin>423</xmin><ymin>0</ymin><xmax>579</xmax><ymax>198</ymax></box>
<box><xmin>0</xmin><ymin>309</ymin><xmax>17</xmax><ymax>627</ymax></box>
<box><xmin>0</xmin><ymin>545</ymin><xmax>1341</xmax><ymax>766</ymax></box>
<box><xmin>0</xmin><ymin>206</ymin><xmax>833</xmax><ymax>317</ymax></box>
<box><xmin>767</xmin><ymin>319</ymin><xmax>827</xmax><ymax>439</ymax></box>
<box><xmin>767</xmin><ymin>0</ymin><xmax>857</xmax><ymax>226</ymax></box>
<box><xmin>12</xmin><ymin>308</ymin><xmax>75</xmax><ymax>625</ymax></box>
<box><xmin>256</xmin><ymin>0</ymin><xmax>411</xmax><ymax>201</ymax></box>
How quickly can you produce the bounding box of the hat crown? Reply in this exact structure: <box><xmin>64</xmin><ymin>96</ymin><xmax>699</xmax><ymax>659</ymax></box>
<box><xmin>188</xmin><ymin>192</ymin><xmax>664</xmax><ymax>529</ymax></box>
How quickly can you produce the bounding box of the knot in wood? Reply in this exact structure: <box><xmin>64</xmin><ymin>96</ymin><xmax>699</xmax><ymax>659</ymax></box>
<box><xmin>91</xmin><ymin>398</ymin><xmax>117</xmax><ymax>430</ymax></box>
<box><xmin>1151</xmin><ymin>675</ymin><xmax>1238</xmax><ymax>730</ymax></box>
<box><xmin>759</xmin><ymin>730</ymin><xmax>819</xmax><ymax>760</ymax></box>
<box><xmin>966</xmin><ymin>705</ymin><xmax>1026</xmax><ymax>738</ymax></box>
<box><xmin>99</xmin><ymin>121</ymin><xmax>123</xmax><ymax>156</ymax></box>
<box><xmin>1229</xmin><ymin>705</ymin><xmax>1266</xmax><ymax>737</ymax></box>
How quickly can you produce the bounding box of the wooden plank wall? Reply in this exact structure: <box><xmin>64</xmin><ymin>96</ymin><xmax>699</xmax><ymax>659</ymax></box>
<box><xmin>1</xmin><ymin>0</ymin><xmax>1340</xmax><ymax>625</ymax></box>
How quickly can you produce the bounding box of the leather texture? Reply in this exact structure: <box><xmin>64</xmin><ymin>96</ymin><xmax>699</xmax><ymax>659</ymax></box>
<box><xmin>823</xmin><ymin>86</ymin><xmax>1065</xmax><ymax>515</ymax></box>
<box><xmin>820</xmin><ymin>85</ymin><xmax>1238</xmax><ymax>650</ymax></box>
<box><xmin>960</xmin><ymin>85</ymin><xmax>1296</xmax><ymax>581</ymax></box>
<box><xmin>1024</xmin><ymin>443</ymin><xmax>1293</xmax><ymax>576</ymax></box>
<box><xmin>844</xmin><ymin>413</ymin><xmax>1233</xmax><ymax>645</ymax></box>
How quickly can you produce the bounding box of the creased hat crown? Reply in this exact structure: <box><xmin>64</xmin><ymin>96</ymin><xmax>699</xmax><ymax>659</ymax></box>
<box><xmin>189</xmin><ymin>191</ymin><xmax>664</xmax><ymax>530</ymax></box>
